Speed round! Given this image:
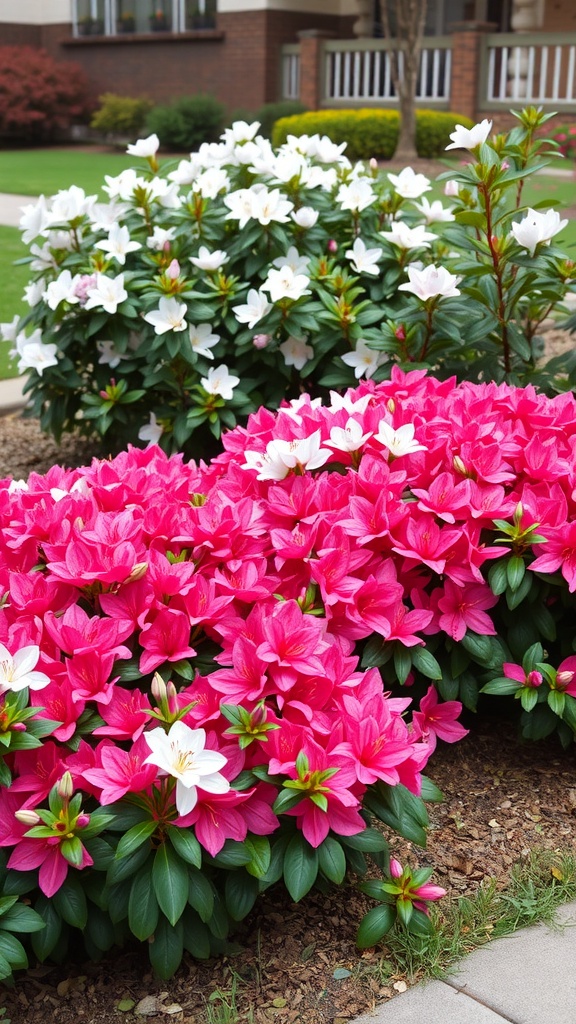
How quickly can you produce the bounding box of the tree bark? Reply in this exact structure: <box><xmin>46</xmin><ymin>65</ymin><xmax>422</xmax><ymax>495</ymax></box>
<box><xmin>379</xmin><ymin>0</ymin><xmax>428</xmax><ymax>162</ymax></box>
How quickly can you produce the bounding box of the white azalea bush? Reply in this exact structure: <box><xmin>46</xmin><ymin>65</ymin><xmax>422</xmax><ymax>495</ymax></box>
<box><xmin>4</xmin><ymin>107</ymin><xmax>575</xmax><ymax>457</ymax></box>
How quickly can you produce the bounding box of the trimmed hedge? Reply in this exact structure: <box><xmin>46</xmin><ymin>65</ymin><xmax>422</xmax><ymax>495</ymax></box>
<box><xmin>90</xmin><ymin>93</ymin><xmax>154</xmax><ymax>138</ymax></box>
<box><xmin>145</xmin><ymin>94</ymin><xmax>226</xmax><ymax>151</ymax></box>
<box><xmin>271</xmin><ymin>108</ymin><xmax>475</xmax><ymax>160</ymax></box>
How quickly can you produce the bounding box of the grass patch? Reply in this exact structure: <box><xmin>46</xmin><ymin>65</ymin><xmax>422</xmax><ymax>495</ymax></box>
<box><xmin>0</xmin><ymin>148</ymin><xmax>141</xmax><ymax>197</ymax></box>
<box><xmin>365</xmin><ymin>849</ymin><xmax>576</xmax><ymax>985</ymax></box>
<box><xmin>0</xmin><ymin>226</ymin><xmax>30</xmax><ymax>379</ymax></box>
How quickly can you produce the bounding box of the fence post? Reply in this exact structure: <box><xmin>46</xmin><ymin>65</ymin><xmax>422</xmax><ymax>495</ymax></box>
<box><xmin>448</xmin><ymin>21</ymin><xmax>497</xmax><ymax>121</ymax></box>
<box><xmin>297</xmin><ymin>30</ymin><xmax>333</xmax><ymax>110</ymax></box>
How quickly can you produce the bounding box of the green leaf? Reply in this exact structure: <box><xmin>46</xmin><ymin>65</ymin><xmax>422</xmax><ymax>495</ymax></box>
<box><xmin>84</xmin><ymin>904</ymin><xmax>115</xmax><ymax>952</ymax></box>
<box><xmin>356</xmin><ymin>904</ymin><xmax>395</xmax><ymax>948</ymax></box>
<box><xmin>393</xmin><ymin>644</ymin><xmax>412</xmax><ymax>685</ymax></box>
<box><xmin>340</xmin><ymin>829</ymin><xmax>388</xmax><ymax>852</ymax></box>
<box><xmin>188</xmin><ymin>866</ymin><xmax>215</xmax><ymax>923</ymax></box>
<box><xmin>488</xmin><ymin>559</ymin><xmax>509</xmax><ymax>595</ymax></box>
<box><xmin>209</xmin><ymin>841</ymin><xmax>251</xmax><ymax>868</ymax></box>
<box><xmin>107</xmin><ymin>842</ymin><xmax>151</xmax><ymax>885</ymax></box>
<box><xmin>547</xmin><ymin>690</ymin><xmax>565</xmax><ymax>717</ymax></box>
<box><xmin>506</xmin><ymin>555</ymin><xmax>526</xmax><ymax>592</ymax></box>
<box><xmin>481</xmin><ymin>677</ymin><xmax>521</xmax><ymax>696</ymax></box>
<box><xmin>0</xmin><ymin>932</ymin><xmax>27</xmax><ymax>970</ymax></box>
<box><xmin>128</xmin><ymin>864</ymin><xmax>159</xmax><ymax>941</ymax></box>
<box><xmin>0</xmin><ymin>903</ymin><xmax>44</xmax><ymax>934</ymax></box>
<box><xmin>318</xmin><ymin>837</ymin><xmax>346</xmax><ymax>884</ymax></box>
<box><xmin>148</xmin><ymin>914</ymin><xmax>184</xmax><ymax>980</ymax></box>
<box><xmin>420</xmin><ymin>776</ymin><xmax>444</xmax><ymax>803</ymax></box>
<box><xmin>224</xmin><ymin>870</ymin><xmax>259</xmax><ymax>921</ymax></box>
<box><xmin>411</xmin><ymin>646</ymin><xmax>442</xmax><ymax>680</ymax></box>
<box><xmin>562</xmin><ymin>694</ymin><xmax>576</xmax><ymax>733</ymax></box>
<box><xmin>244</xmin><ymin>835</ymin><xmax>271</xmax><ymax>879</ymax></box>
<box><xmin>364</xmin><ymin>784</ymin><xmax>428</xmax><ymax>847</ymax></box>
<box><xmin>166</xmin><ymin>826</ymin><xmax>202</xmax><ymax>868</ymax></box>
<box><xmin>521</xmin><ymin>687</ymin><xmax>540</xmax><ymax>712</ymax></box>
<box><xmin>407</xmin><ymin>907</ymin><xmax>435</xmax><ymax>936</ymax></box>
<box><xmin>52</xmin><ymin>875</ymin><xmax>87</xmax><ymax>929</ymax></box>
<box><xmin>31</xmin><ymin>898</ymin><xmax>61</xmax><ymax>962</ymax></box>
<box><xmin>283</xmin><ymin>834</ymin><xmax>319</xmax><ymax>902</ymax></box>
<box><xmin>152</xmin><ymin>843</ymin><xmax>189</xmax><ymax>927</ymax></box>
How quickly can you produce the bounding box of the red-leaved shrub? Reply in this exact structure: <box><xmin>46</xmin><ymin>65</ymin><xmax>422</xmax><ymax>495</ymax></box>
<box><xmin>0</xmin><ymin>46</ymin><xmax>92</xmax><ymax>143</ymax></box>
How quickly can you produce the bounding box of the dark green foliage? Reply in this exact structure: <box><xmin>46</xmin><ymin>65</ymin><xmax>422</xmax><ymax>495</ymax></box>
<box><xmin>90</xmin><ymin>93</ymin><xmax>154</xmax><ymax>138</ymax></box>
<box><xmin>145</xmin><ymin>94</ymin><xmax>226</xmax><ymax>151</ymax></box>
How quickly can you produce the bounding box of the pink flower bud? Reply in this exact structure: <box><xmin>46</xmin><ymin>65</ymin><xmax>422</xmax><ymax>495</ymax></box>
<box><xmin>166</xmin><ymin>259</ymin><xmax>180</xmax><ymax>280</ymax></box>
<box><xmin>76</xmin><ymin>814</ymin><xmax>91</xmax><ymax>828</ymax></box>
<box><xmin>501</xmin><ymin>160</ymin><xmax>510</xmax><ymax>170</ymax></box>
<box><xmin>526</xmin><ymin>670</ymin><xmax>542</xmax><ymax>688</ymax></box>
<box><xmin>163</xmin><ymin>240</ymin><xmax>172</xmax><ymax>253</ymax></box>
<box><xmin>394</xmin><ymin>325</ymin><xmax>406</xmax><ymax>342</ymax></box>
<box><xmin>151</xmin><ymin>673</ymin><xmax>167</xmax><ymax>703</ymax></box>
<box><xmin>252</xmin><ymin>334</ymin><xmax>271</xmax><ymax>350</ymax></box>
<box><xmin>556</xmin><ymin>670</ymin><xmax>575</xmax><ymax>690</ymax></box>
<box><xmin>390</xmin><ymin>858</ymin><xmax>403</xmax><ymax>879</ymax></box>
<box><xmin>11</xmin><ymin>722</ymin><xmax>27</xmax><ymax>732</ymax></box>
<box><xmin>327</xmin><ymin>239</ymin><xmax>338</xmax><ymax>254</ymax></box>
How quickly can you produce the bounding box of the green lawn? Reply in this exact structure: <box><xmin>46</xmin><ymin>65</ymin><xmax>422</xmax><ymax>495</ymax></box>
<box><xmin>0</xmin><ymin>226</ymin><xmax>30</xmax><ymax>379</ymax></box>
<box><xmin>0</xmin><ymin>148</ymin><xmax>144</xmax><ymax>197</ymax></box>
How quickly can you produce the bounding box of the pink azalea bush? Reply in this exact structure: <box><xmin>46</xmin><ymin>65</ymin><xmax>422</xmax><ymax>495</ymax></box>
<box><xmin>0</xmin><ymin>367</ymin><xmax>576</xmax><ymax>976</ymax></box>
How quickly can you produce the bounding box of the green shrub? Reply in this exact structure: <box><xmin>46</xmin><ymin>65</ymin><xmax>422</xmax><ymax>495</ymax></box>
<box><xmin>145</xmin><ymin>94</ymin><xmax>226</xmax><ymax>151</ymax></box>
<box><xmin>90</xmin><ymin>93</ymin><xmax>154</xmax><ymax>138</ymax></box>
<box><xmin>271</xmin><ymin>108</ymin><xmax>474</xmax><ymax>160</ymax></box>
<box><xmin>255</xmin><ymin>100</ymin><xmax>309</xmax><ymax>139</ymax></box>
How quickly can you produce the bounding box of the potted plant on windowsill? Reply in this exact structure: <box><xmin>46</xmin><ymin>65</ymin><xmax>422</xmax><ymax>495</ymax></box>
<box><xmin>78</xmin><ymin>15</ymin><xmax>104</xmax><ymax>35</ymax></box>
<box><xmin>149</xmin><ymin>10</ymin><xmax>169</xmax><ymax>31</ymax></box>
<box><xmin>117</xmin><ymin>12</ymin><xmax>136</xmax><ymax>32</ymax></box>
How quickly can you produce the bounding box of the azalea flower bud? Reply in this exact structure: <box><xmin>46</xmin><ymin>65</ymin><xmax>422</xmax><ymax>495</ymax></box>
<box><xmin>76</xmin><ymin>814</ymin><xmax>91</xmax><ymax>828</ymax></box>
<box><xmin>327</xmin><ymin>239</ymin><xmax>338</xmax><ymax>254</ymax></box>
<box><xmin>387</xmin><ymin>398</ymin><xmax>396</xmax><ymax>413</ymax></box>
<box><xmin>57</xmin><ymin>771</ymin><xmax>74</xmax><ymax>800</ymax></box>
<box><xmin>453</xmin><ymin>455</ymin><xmax>467</xmax><ymax>476</ymax></box>
<box><xmin>10</xmin><ymin>722</ymin><xmax>27</xmax><ymax>732</ymax></box>
<box><xmin>151</xmin><ymin>672</ymin><xmax>168</xmax><ymax>703</ymax></box>
<box><xmin>163</xmin><ymin>240</ymin><xmax>172</xmax><ymax>253</ymax></box>
<box><xmin>444</xmin><ymin>179</ymin><xmax>459</xmax><ymax>197</ymax></box>
<box><xmin>252</xmin><ymin>333</ymin><xmax>271</xmax><ymax>350</ymax></box>
<box><xmin>15</xmin><ymin>809</ymin><xmax>41</xmax><ymax>826</ymax></box>
<box><xmin>390</xmin><ymin>858</ymin><xmax>403</xmax><ymax>878</ymax></box>
<box><xmin>166</xmin><ymin>681</ymin><xmax>178</xmax><ymax>703</ymax></box>
<box><xmin>369</xmin><ymin>157</ymin><xmax>378</xmax><ymax>178</ymax></box>
<box><xmin>526</xmin><ymin>671</ymin><xmax>542</xmax><ymax>688</ymax></box>
<box><xmin>394</xmin><ymin>326</ymin><xmax>406</xmax><ymax>342</ymax></box>
<box><xmin>125</xmin><ymin>561</ymin><xmax>148</xmax><ymax>584</ymax></box>
<box><xmin>166</xmin><ymin>259</ymin><xmax>180</xmax><ymax>280</ymax></box>
<box><xmin>556</xmin><ymin>670</ymin><xmax>575</xmax><ymax>690</ymax></box>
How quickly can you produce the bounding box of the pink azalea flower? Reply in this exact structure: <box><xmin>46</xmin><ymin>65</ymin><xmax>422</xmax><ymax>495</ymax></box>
<box><xmin>412</xmin><ymin>685</ymin><xmax>468</xmax><ymax>751</ymax></box>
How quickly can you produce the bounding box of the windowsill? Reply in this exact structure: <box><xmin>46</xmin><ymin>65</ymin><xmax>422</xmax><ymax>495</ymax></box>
<box><xmin>63</xmin><ymin>29</ymin><xmax>224</xmax><ymax>45</ymax></box>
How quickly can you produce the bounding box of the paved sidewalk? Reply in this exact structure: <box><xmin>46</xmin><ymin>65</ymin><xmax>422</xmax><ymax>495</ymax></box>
<box><xmin>0</xmin><ymin>192</ymin><xmax>35</xmax><ymax>228</ymax></box>
<box><xmin>353</xmin><ymin>900</ymin><xmax>576</xmax><ymax>1023</ymax></box>
<box><xmin>0</xmin><ymin>375</ymin><xmax>27</xmax><ymax>415</ymax></box>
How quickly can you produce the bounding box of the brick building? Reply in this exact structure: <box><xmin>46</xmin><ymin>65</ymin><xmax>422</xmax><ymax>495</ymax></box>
<box><xmin>0</xmin><ymin>1</ymin><xmax>575</xmax><ymax>121</ymax></box>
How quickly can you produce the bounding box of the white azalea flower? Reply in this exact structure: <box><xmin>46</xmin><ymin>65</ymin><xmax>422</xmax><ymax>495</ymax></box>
<box><xmin>328</xmin><ymin>390</ymin><xmax>372</xmax><ymax>415</ymax></box>
<box><xmin>380</xmin><ymin>221</ymin><xmax>437</xmax><ymax>250</ymax></box>
<box><xmin>251</xmin><ymin>187</ymin><xmax>294</xmax><ymax>226</ymax></box>
<box><xmin>17</xmin><ymin>336</ymin><xmax>59</xmax><ymax>377</ymax></box>
<box><xmin>262</xmin><ymin>266</ymin><xmax>311</xmax><ymax>303</ymax></box>
<box><xmin>341</xmin><ymin>339</ymin><xmax>388</xmax><ymax>380</ymax></box>
<box><xmin>345</xmin><ymin>237</ymin><xmax>382</xmax><ymax>276</ymax></box>
<box><xmin>510</xmin><ymin>208</ymin><xmax>568</xmax><ymax>257</ymax></box>
<box><xmin>89</xmin><ymin>199</ymin><xmax>131</xmax><ymax>232</ymax></box>
<box><xmin>146</xmin><ymin>226</ymin><xmax>177</xmax><ymax>251</ymax></box>
<box><xmin>144</xmin><ymin>297</ymin><xmax>188</xmax><ymax>335</ymax></box>
<box><xmin>96</xmin><ymin>340</ymin><xmax>129</xmax><ymax>368</ymax></box>
<box><xmin>50</xmin><ymin>185</ymin><xmax>97</xmax><ymax>223</ymax></box>
<box><xmin>138</xmin><ymin>412</ymin><xmax>163</xmax><ymax>445</ymax></box>
<box><xmin>103</xmin><ymin>168</ymin><xmax>143</xmax><ymax>201</ymax></box>
<box><xmin>19</xmin><ymin>195</ymin><xmax>50</xmax><ymax>244</ymax></box>
<box><xmin>232</xmin><ymin>289</ymin><xmax>272</xmax><ymax>329</ymax></box>
<box><xmin>387</xmin><ymin>167</ymin><xmax>431</xmax><ymax>200</ymax></box>
<box><xmin>398</xmin><ymin>264</ymin><xmax>461</xmax><ymax>302</ymax></box>
<box><xmin>85</xmin><ymin>273</ymin><xmax>128</xmax><ymax>315</ymax></box>
<box><xmin>326</xmin><ymin>417</ymin><xmax>373</xmax><ymax>453</ymax></box>
<box><xmin>192</xmin><ymin>167</ymin><xmax>230</xmax><ymax>199</ymax></box>
<box><xmin>200</xmin><ymin>364</ymin><xmax>240</xmax><ymax>400</ymax></box>
<box><xmin>272</xmin><ymin>246</ymin><xmax>310</xmax><ymax>276</ymax></box>
<box><xmin>278</xmin><ymin>394</ymin><xmax>323</xmax><ymax>424</ymax></box>
<box><xmin>0</xmin><ymin>316</ymin><xmax>21</xmax><ymax>343</ymax></box>
<box><xmin>375</xmin><ymin>420</ymin><xmax>428</xmax><ymax>457</ymax></box>
<box><xmin>224</xmin><ymin>187</ymin><xmax>258</xmax><ymax>229</ymax></box>
<box><xmin>189</xmin><ymin>246</ymin><xmax>229</xmax><ymax>272</ymax></box>
<box><xmin>337</xmin><ymin>179</ymin><xmax>376</xmax><ymax>213</ymax></box>
<box><xmin>412</xmin><ymin>197</ymin><xmax>455</xmax><ymax>224</ymax></box>
<box><xmin>291</xmin><ymin>207</ymin><xmax>319</xmax><ymax>229</ymax></box>
<box><xmin>243</xmin><ymin>431</ymin><xmax>331</xmax><ymax>481</ymax></box>
<box><xmin>143</xmin><ymin>721</ymin><xmax>229</xmax><ymax>816</ymax></box>
<box><xmin>126</xmin><ymin>134</ymin><xmax>160</xmax><ymax>158</ymax></box>
<box><xmin>188</xmin><ymin>323</ymin><xmax>220</xmax><ymax>359</ymax></box>
<box><xmin>95</xmin><ymin>224</ymin><xmax>141</xmax><ymax>265</ymax></box>
<box><xmin>445</xmin><ymin>119</ymin><xmax>492</xmax><ymax>151</ymax></box>
<box><xmin>222</xmin><ymin>120</ymin><xmax>261</xmax><ymax>145</ymax></box>
<box><xmin>279</xmin><ymin>336</ymin><xmax>313</xmax><ymax>371</ymax></box>
<box><xmin>43</xmin><ymin>270</ymin><xmax>80</xmax><ymax>310</ymax></box>
<box><xmin>0</xmin><ymin>643</ymin><xmax>50</xmax><ymax>694</ymax></box>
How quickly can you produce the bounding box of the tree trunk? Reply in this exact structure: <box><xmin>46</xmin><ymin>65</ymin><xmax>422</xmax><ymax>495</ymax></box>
<box><xmin>378</xmin><ymin>0</ymin><xmax>428</xmax><ymax>162</ymax></box>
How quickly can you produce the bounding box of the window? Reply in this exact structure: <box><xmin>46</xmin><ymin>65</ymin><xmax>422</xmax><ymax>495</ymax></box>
<box><xmin>72</xmin><ymin>0</ymin><xmax>217</xmax><ymax>36</ymax></box>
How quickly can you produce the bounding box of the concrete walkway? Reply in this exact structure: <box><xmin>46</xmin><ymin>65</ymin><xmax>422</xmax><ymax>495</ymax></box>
<box><xmin>2</xmin><ymin>189</ymin><xmax>576</xmax><ymax>1024</ymax></box>
<box><xmin>353</xmin><ymin>900</ymin><xmax>576</xmax><ymax>1023</ymax></box>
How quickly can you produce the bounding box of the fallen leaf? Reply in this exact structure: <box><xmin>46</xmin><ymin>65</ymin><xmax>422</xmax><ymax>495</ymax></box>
<box><xmin>551</xmin><ymin>866</ymin><xmax>564</xmax><ymax>881</ymax></box>
<box><xmin>333</xmin><ymin>968</ymin><xmax>352</xmax><ymax>980</ymax></box>
<box><xmin>135</xmin><ymin>995</ymin><xmax>163</xmax><ymax>1016</ymax></box>
<box><xmin>117</xmin><ymin>1000</ymin><xmax>136</xmax><ymax>1012</ymax></box>
<box><xmin>488</xmin><ymin>819</ymin><xmax>501</xmax><ymax>828</ymax></box>
<box><xmin>393</xmin><ymin>981</ymin><xmax>407</xmax><ymax>993</ymax></box>
<box><xmin>272</xmin><ymin>998</ymin><xmax>287</xmax><ymax>1008</ymax></box>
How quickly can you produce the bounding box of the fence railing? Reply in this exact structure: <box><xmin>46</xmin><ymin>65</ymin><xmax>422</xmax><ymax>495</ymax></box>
<box><xmin>483</xmin><ymin>32</ymin><xmax>576</xmax><ymax>107</ymax></box>
<box><xmin>321</xmin><ymin>38</ymin><xmax>452</xmax><ymax>106</ymax></box>
<box><xmin>281</xmin><ymin>44</ymin><xmax>301</xmax><ymax>101</ymax></box>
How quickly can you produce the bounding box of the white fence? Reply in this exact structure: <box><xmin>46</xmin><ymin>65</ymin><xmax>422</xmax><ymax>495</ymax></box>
<box><xmin>484</xmin><ymin>33</ymin><xmax>576</xmax><ymax>106</ymax></box>
<box><xmin>322</xmin><ymin>38</ymin><xmax>452</xmax><ymax>105</ymax></box>
<box><xmin>281</xmin><ymin>45</ymin><xmax>301</xmax><ymax>101</ymax></box>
